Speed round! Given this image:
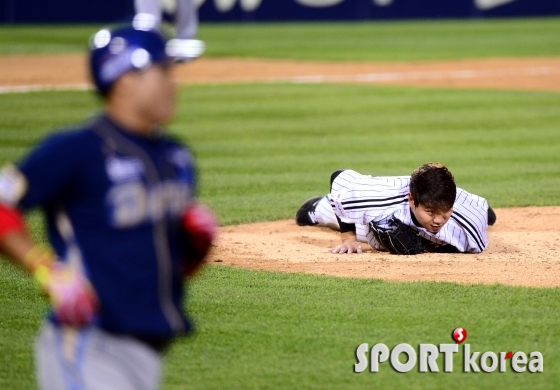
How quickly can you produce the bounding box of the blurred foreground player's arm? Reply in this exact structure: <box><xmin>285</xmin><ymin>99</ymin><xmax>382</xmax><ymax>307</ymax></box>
<box><xmin>181</xmin><ymin>203</ymin><xmax>217</xmax><ymax>277</ymax></box>
<box><xmin>0</xmin><ymin>163</ymin><xmax>98</xmax><ymax>327</ymax></box>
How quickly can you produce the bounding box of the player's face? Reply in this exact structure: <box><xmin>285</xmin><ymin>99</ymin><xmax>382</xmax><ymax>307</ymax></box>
<box><xmin>131</xmin><ymin>64</ymin><xmax>176</xmax><ymax>125</ymax></box>
<box><xmin>408</xmin><ymin>194</ymin><xmax>453</xmax><ymax>233</ymax></box>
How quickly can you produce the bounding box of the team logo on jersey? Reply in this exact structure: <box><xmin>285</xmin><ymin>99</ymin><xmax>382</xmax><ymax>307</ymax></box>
<box><xmin>106</xmin><ymin>180</ymin><xmax>192</xmax><ymax>227</ymax></box>
<box><xmin>0</xmin><ymin>165</ymin><xmax>28</xmax><ymax>206</ymax></box>
<box><xmin>106</xmin><ymin>156</ymin><xmax>145</xmax><ymax>183</ymax></box>
<box><xmin>329</xmin><ymin>191</ymin><xmax>349</xmax><ymax>218</ymax></box>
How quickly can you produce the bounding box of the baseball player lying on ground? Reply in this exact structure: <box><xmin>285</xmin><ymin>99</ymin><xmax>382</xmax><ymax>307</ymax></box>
<box><xmin>295</xmin><ymin>163</ymin><xmax>496</xmax><ymax>255</ymax></box>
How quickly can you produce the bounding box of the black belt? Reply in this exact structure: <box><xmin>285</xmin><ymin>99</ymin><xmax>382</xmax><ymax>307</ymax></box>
<box><xmin>133</xmin><ymin>335</ymin><xmax>173</xmax><ymax>353</ymax></box>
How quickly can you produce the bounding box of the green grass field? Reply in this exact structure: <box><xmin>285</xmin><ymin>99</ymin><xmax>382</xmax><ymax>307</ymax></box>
<box><xmin>0</xmin><ymin>19</ymin><xmax>560</xmax><ymax>389</ymax></box>
<box><xmin>1</xmin><ymin>17</ymin><xmax>560</xmax><ymax>60</ymax></box>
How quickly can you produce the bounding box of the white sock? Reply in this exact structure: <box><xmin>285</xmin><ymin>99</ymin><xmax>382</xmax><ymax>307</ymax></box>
<box><xmin>313</xmin><ymin>196</ymin><xmax>340</xmax><ymax>231</ymax></box>
<box><xmin>314</xmin><ymin>196</ymin><xmax>371</xmax><ymax>244</ymax></box>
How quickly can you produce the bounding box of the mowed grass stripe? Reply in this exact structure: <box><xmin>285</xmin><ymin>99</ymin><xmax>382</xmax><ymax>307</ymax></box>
<box><xmin>0</xmin><ymin>18</ymin><xmax>559</xmax><ymax>60</ymax></box>
<box><xmin>165</xmin><ymin>266</ymin><xmax>559</xmax><ymax>390</ymax></box>
<box><xmin>0</xmin><ymin>84</ymin><xmax>559</xmax><ymax>389</ymax></box>
<box><xmin>1</xmin><ymin>84</ymin><xmax>560</xmax><ymax>225</ymax></box>
<box><xmin>1</xmin><ymin>263</ymin><xmax>558</xmax><ymax>390</ymax></box>
<box><xmin>179</xmin><ymin>83</ymin><xmax>560</xmax><ymax>224</ymax></box>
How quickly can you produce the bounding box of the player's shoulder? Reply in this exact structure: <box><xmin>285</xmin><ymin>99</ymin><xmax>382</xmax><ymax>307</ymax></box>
<box><xmin>163</xmin><ymin>132</ymin><xmax>193</xmax><ymax>151</ymax></box>
<box><xmin>336</xmin><ymin>170</ymin><xmax>410</xmax><ymax>196</ymax></box>
<box><xmin>343</xmin><ymin>169</ymin><xmax>410</xmax><ymax>185</ymax></box>
<box><xmin>378</xmin><ymin>175</ymin><xmax>410</xmax><ymax>187</ymax></box>
<box><xmin>158</xmin><ymin>133</ymin><xmax>196</xmax><ymax>171</ymax></box>
<box><xmin>33</xmin><ymin>124</ymin><xmax>101</xmax><ymax>154</ymax></box>
<box><xmin>154</xmin><ymin>130</ymin><xmax>189</xmax><ymax>150</ymax></box>
<box><xmin>454</xmin><ymin>187</ymin><xmax>488</xmax><ymax>209</ymax></box>
<box><xmin>365</xmin><ymin>175</ymin><xmax>410</xmax><ymax>191</ymax></box>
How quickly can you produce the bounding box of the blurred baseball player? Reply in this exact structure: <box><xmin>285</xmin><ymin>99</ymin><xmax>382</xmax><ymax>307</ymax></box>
<box><xmin>134</xmin><ymin>0</ymin><xmax>204</xmax><ymax>62</ymax></box>
<box><xmin>0</xmin><ymin>25</ymin><xmax>216</xmax><ymax>389</ymax></box>
<box><xmin>296</xmin><ymin>163</ymin><xmax>496</xmax><ymax>254</ymax></box>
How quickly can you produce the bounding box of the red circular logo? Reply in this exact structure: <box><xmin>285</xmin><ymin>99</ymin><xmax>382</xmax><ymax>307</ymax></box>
<box><xmin>452</xmin><ymin>328</ymin><xmax>467</xmax><ymax>344</ymax></box>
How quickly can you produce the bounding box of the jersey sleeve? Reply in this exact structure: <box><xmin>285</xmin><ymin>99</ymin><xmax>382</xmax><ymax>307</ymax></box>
<box><xmin>449</xmin><ymin>188</ymin><xmax>489</xmax><ymax>253</ymax></box>
<box><xmin>328</xmin><ymin>170</ymin><xmax>410</xmax><ymax>225</ymax></box>
<box><xmin>15</xmin><ymin>132</ymin><xmax>84</xmax><ymax>210</ymax></box>
<box><xmin>328</xmin><ymin>169</ymin><xmax>366</xmax><ymax>225</ymax></box>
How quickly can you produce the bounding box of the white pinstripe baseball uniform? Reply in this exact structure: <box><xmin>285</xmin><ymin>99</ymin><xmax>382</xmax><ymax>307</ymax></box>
<box><xmin>315</xmin><ymin>169</ymin><xmax>489</xmax><ymax>253</ymax></box>
<box><xmin>135</xmin><ymin>0</ymin><xmax>198</xmax><ymax>39</ymax></box>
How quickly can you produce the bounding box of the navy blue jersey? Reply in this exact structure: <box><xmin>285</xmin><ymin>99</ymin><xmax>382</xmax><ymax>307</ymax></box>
<box><xmin>16</xmin><ymin>115</ymin><xmax>196</xmax><ymax>337</ymax></box>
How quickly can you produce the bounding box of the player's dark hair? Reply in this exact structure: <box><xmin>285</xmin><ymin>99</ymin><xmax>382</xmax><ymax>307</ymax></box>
<box><xmin>409</xmin><ymin>163</ymin><xmax>456</xmax><ymax>212</ymax></box>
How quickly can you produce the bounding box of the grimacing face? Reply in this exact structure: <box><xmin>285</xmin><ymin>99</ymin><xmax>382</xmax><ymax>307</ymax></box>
<box><xmin>408</xmin><ymin>193</ymin><xmax>453</xmax><ymax>233</ymax></box>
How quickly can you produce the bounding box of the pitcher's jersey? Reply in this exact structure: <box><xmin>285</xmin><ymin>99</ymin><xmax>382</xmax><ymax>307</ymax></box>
<box><xmin>3</xmin><ymin>115</ymin><xmax>196</xmax><ymax>336</ymax></box>
<box><xmin>328</xmin><ymin>169</ymin><xmax>489</xmax><ymax>253</ymax></box>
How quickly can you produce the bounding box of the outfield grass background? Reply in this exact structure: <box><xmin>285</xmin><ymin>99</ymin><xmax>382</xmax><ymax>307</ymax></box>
<box><xmin>1</xmin><ymin>85</ymin><xmax>559</xmax><ymax>225</ymax></box>
<box><xmin>0</xmin><ymin>19</ymin><xmax>559</xmax><ymax>389</ymax></box>
<box><xmin>0</xmin><ymin>18</ymin><xmax>559</xmax><ymax>60</ymax></box>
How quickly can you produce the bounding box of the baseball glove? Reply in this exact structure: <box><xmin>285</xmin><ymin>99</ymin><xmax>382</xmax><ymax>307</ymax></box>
<box><xmin>369</xmin><ymin>216</ymin><xmax>427</xmax><ymax>255</ymax></box>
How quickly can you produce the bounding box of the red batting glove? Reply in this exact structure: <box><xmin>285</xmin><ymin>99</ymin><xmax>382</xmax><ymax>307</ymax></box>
<box><xmin>35</xmin><ymin>262</ymin><xmax>99</xmax><ymax>327</ymax></box>
<box><xmin>181</xmin><ymin>204</ymin><xmax>218</xmax><ymax>277</ymax></box>
<box><xmin>0</xmin><ymin>203</ymin><xmax>25</xmax><ymax>241</ymax></box>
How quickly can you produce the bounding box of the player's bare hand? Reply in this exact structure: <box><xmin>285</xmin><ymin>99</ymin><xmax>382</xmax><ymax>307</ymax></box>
<box><xmin>329</xmin><ymin>240</ymin><xmax>363</xmax><ymax>254</ymax></box>
<box><xmin>329</xmin><ymin>231</ymin><xmax>362</xmax><ymax>254</ymax></box>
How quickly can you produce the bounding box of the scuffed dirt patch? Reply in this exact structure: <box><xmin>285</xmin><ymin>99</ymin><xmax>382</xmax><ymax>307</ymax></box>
<box><xmin>208</xmin><ymin>207</ymin><xmax>560</xmax><ymax>288</ymax></box>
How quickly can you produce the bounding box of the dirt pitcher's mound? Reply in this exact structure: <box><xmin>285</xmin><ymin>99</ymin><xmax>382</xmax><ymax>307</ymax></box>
<box><xmin>208</xmin><ymin>206</ymin><xmax>560</xmax><ymax>288</ymax></box>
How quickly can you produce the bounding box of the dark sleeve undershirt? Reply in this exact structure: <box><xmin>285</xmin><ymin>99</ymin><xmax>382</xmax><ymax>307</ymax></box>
<box><xmin>431</xmin><ymin>244</ymin><xmax>460</xmax><ymax>253</ymax></box>
<box><xmin>331</xmin><ymin>169</ymin><xmax>356</xmax><ymax>234</ymax></box>
<box><xmin>336</xmin><ymin>215</ymin><xmax>356</xmax><ymax>233</ymax></box>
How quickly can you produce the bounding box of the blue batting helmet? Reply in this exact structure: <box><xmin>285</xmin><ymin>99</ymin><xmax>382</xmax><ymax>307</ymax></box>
<box><xmin>89</xmin><ymin>23</ymin><xmax>171</xmax><ymax>96</ymax></box>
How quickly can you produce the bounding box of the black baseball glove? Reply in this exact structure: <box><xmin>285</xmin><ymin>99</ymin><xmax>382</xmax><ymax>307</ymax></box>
<box><xmin>369</xmin><ymin>216</ymin><xmax>427</xmax><ymax>255</ymax></box>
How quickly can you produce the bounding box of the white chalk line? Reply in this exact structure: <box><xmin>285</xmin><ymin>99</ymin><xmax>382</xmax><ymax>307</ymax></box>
<box><xmin>0</xmin><ymin>83</ymin><xmax>91</xmax><ymax>94</ymax></box>
<box><xmin>0</xmin><ymin>67</ymin><xmax>559</xmax><ymax>93</ymax></box>
<box><xmin>269</xmin><ymin>66</ymin><xmax>560</xmax><ymax>84</ymax></box>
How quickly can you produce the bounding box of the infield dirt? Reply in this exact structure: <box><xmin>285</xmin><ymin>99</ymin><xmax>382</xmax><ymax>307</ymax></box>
<box><xmin>1</xmin><ymin>55</ymin><xmax>559</xmax><ymax>287</ymax></box>
<box><xmin>1</xmin><ymin>55</ymin><xmax>560</xmax><ymax>92</ymax></box>
<box><xmin>208</xmin><ymin>207</ymin><xmax>560</xmax><ymax>288</ymax></box>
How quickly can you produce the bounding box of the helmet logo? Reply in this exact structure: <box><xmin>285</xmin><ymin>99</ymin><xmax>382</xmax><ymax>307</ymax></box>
<box><xmin>109</xmin><ymin>37</ymin><xmax>127</xmax><ymax>54</ymax></box>
<box><xmin>131</xmin><ymin>49</ymin><xmax>152</xmax><ymax>69</ymax></box>
<box><xmin>91</xmin><ymin>29</ymin><xmax>111</xmax><ymax>49</ymax></box>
